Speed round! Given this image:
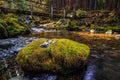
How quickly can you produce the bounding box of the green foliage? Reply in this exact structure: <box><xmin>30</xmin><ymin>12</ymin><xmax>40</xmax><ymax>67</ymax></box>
<box><xmin>0</xmin><ymin>24</ymin><xmax>8</xmax><ymax>38</ymax></box>
<box><xmin>96</xmin><ymin>26</ymin><xmax>105</xmax><ymax>31</ymax></box>
<box><xmin>55</xmin><ymin>18</ymin><xmax>70</xmax><ymax>28</ymax></box>
<box><xmin>67</xmin><ymin>20</ymin><xmax>79</xmax><ymax>30</ymax></box>
<box><xmin>95</xmin><ymin>24</ymin><xmax>120</xmax><ymax>33</ymax></box>
<box><xmin>45</xmin><ymin>18</ymin><xmax>70</xmax><ymax>29</ymax></box>
<box><xmin>76</xmin><ymin>9</ymin><xmax>87</xmax><ymax>17</ymax></box>
<box><xmin>104</xmin><ymin>11</ymin><xmax>118</xmax><ymax>24</ymax></box>
<box><xmin>0</xmin><ymin>0</ymin><xmax>28</xmax><ymax>10</ymax></box>
<box><xmin>0</xmin><ymin>13</ymin><xmax>30</xmax><ymax>38</ymax></box>
<box><xmin>79</xmin><ymin>25</ymin><xmax>87</xmax><ymax>30</ymax></box>
<box><xmin>16</xmin><ymin>39</ymin><xmax>90</xmax><ymax>73</ymax></box>
<box><xmin>107</xmin><ymin>29</ymin><xmax>112</xmax><ymax>32</ymax></box>
<box><xmin>105</xmin><ymin>16</ymin><xmax>118</xmax><ymax>24</ymax></box>
<box><xmin>90</xmin><ymin>24</ymin><xmax>96</xmax><ymax>29</ymax></box>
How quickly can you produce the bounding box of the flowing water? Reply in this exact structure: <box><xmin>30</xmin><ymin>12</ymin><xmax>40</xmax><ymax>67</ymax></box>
<box><xmin>0</xmin><ymin>28</ymin><xmax>120</xmax><ymax>80</ymax></box>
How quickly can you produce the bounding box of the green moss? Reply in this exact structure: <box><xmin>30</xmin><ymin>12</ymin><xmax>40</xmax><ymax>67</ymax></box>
<box><xmin>16</xmin><ymin>39</ymin><xmax>90</xmax><ymax>73</ymax></box>
<box><xmin>0</xmin><ymin>13</ymin><xmax>30</xmax><ymax>38</ymax></box>
<box><xmin>79</xmin><ymin>25</ymin><xmax>87</xmax><ymax>30</ymax></box>
<box><xmin>96</xmin><ymin>24</ymin><xmax>120</xmax><ymax>33</ymax></box>
<box><xmin>76</xmin><ymin>9</ymin><xmax>87</xmax><ymax>17</ymax></box>
<box><xmin>67</xmin><ymin>20</ymin><xmax>80</xmax><ymax>30</ymax></box>
<box><xmin>43</xmin><ymin>18</ymin><xmax>70</xmax><ymax>29</ymax></box>
<box><xmin>7</xmin><ymin>21</ymin><xmax>30</xmax><ymax>37</ymax></box>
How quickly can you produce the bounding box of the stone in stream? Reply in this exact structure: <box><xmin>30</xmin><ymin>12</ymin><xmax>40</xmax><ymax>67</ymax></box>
<box><xmin>9</xmin><ymin>74</ymin><xmax>57</xmax><ymax>80</ymax></box>
<box><xmin>90</xmin><ymin>29</ymin><xmax>95</xmax><ymax>34</ymax></box>
<box><xmin>115</xmin><ymin>34</ymin><xmax>120</xmax><ymax>40</ymax></box>
<box><xmin>0</xmin><ymin>41</ymin><xmax>15</xmax><ymax>49</ymax></box>
<box><xmin>0</xmin><ymin>37</ymin><xmax>36</xmax><ymax>59</ymax></box>
<box><xmin>40</xmin><ymin>41</ymin><xmax>50</xmax><ymax>48</ymax></box>
<box><xmin>105</xmin><ymin>30</ymin><xmax>112</xmax><ymax>35</ymax></box>
<box><xmin>16</xmin><ymin>39</ymin><xmax>90</xmax><ymax>74</ymax></box>
<box><xmin>31</xmin><ymin>27</ymin><xmax>44</xmax><ymax>32</ymax></box>
<box><xmin>9</xmin><ymin>76</ymin><xmax>29</xmax><ymax>80</ymax></box>
<box><xmin>40</xmin><ymin>40</ymin><xmax>56</xmax><ymax>48</ymax></box>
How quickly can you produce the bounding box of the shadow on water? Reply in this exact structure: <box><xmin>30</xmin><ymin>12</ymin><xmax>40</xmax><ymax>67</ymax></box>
<box><xmin>28</xmin><ymin>30</ymin><xmax>81</xmax><ymax>42</ymax></box>
<box><xmin>0</xmin><ymin>57</ymin><xmax>23</xmax><ymax>80</ymax></box>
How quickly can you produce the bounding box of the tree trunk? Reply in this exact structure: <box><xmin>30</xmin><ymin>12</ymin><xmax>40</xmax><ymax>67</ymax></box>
<box><xmin>94</xmin><ymin>0</ymin><xmax>97</xmax><ymax>10</ymax></box>
<box><xmin>50</xmin><ymin>0</ymin><xmax>53</xmax><ymax>18</ymax></box>
<box><xmin>30</xmin><ymin>0</ymin><xmax>33</xmax><ymax>17</ymax></box>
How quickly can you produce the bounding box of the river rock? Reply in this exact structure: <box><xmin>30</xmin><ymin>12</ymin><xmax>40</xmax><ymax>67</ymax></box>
<box><xmin>16</xmin><ymin>39</ymin><xmax>90</xmax><ymax>74</ymax></box>
<box><xmin>115</xmin><ymin>35</ymin><xmax>120</xmax><ymax>40</ymax></box>
<box><xmin>90</xmin><ymin>29</ymin><xmax>95</xmax><ymax>34</ymax></box>
<box><xmin>0</xmin><ymin>37</ymin><xmax>36</xmax><ymax>59</ymax></box>
<box><xmin>0</xmin><ymin>41</ymin><xmax>15</xmax><ymax>49</ymax></box>
<box><xmin>31</xmin><ymin>27</ymin><xmax>44</xmax><ymax>32</ymax></box>
<box><xmin>9</xmin><ymin>76</ymin><xmax>29</xmax><ymax>80</ymax></box>
<box><xmin>105</xmin><ymin>30</ymin><xmax>112</xmax><ymax>35</ymax></box>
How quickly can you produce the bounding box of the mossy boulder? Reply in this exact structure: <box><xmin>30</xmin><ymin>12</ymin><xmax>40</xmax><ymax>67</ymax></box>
<box><xmin>0</xmin><ymin>13</ymin><xmax>31</xmax><ymax>39</ymax></box>
<box><xmin>7</xmin><ymin>21</ymin><xmax>30</xmax><ymax>37</ymax></box>
<box><xmin>16</xmin><ymin>39</ymin><xmax>90</xmax><ymax>74</ymax></box>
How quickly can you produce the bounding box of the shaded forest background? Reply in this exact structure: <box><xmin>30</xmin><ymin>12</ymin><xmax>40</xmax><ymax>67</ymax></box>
<box><xmin>0</xmin><ymin>0</ymin><xmax>120</xmax><ymax>39</ymax></box>
<box><xmin>0</xmin><ymin>0</ymin><xmax>120</xmax><ymax>17</ymax></box>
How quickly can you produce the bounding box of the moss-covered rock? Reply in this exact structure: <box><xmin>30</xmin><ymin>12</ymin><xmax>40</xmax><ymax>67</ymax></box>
<box><xmin>0</xmin><ymin>14</ymin><xmax>30</xmax><ymax>38</ymax></box>
<box><xmin>7</xmin><ymin>20</ymin><xmax>30</xmax><ymax>37</ymax></box>
<box><xmin>76</xmin><ymin>9</ymin><xmax>87</xmax><ymax>18</ymax></box>
<box><xmin>16</xmin><ymin>38</ymin><xmax>90</xmax><ymax>74</ymax></box>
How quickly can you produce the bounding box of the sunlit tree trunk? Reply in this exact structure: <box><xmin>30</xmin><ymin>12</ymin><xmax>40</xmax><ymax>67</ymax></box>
<box><xmin>63</xmin><ymin>0</ymin><xmax>67</xmax><ymax>18</ymax></box>
<box><xmin>73</xmin><ymin>0</ymin><xmax>77</xmax><ymax>17</ymax></box>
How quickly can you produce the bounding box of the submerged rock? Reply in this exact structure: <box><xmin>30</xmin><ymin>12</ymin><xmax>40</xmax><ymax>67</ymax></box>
<box><xmin>0</xmin><ymin>41</ymin><xmax>15</xmax><ymax>49</ymax></box>
<box><xmin>16</xmin><ymin>39</ymin><xmax>90</xmax><ymax>74</ymax></box>
<box><xmin>0</xmin><ymin>37</ymin><xmax>36</xmax><ymax>59</ymax></box>
<box><xmin>115</xmin><ymin>34</ymin><xmax>120</xmax><ymax>40</ymax></box>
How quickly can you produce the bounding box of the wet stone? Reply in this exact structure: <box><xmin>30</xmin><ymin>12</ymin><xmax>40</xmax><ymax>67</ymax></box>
<box><xmin>0</xmin><ymin>37</ymin><xmax>36</xmax><ymax>59</ymax></box>
<box><xmin>0</xmin><ymin>41</ymin><xmax>15</xmax><ymax>49</ymax></box>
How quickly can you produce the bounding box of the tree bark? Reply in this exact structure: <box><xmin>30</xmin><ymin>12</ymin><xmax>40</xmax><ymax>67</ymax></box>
<box><xmin>30</xmin><ymin>0</ymin><xmax>33</xmax><ymax>16</ymax></box>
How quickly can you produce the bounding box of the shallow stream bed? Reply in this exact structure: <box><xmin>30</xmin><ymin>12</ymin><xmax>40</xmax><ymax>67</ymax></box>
<box><xmin>0</xmin><ymin>29</ymin><xmax>120</xmax><ymax>80</ymax></box>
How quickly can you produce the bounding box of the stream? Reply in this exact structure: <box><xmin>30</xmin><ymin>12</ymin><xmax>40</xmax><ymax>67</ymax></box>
<box><xmin>0</xmin><ymin>27</ymin><xmax>120</xmax><ymax>80</ymax></box>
